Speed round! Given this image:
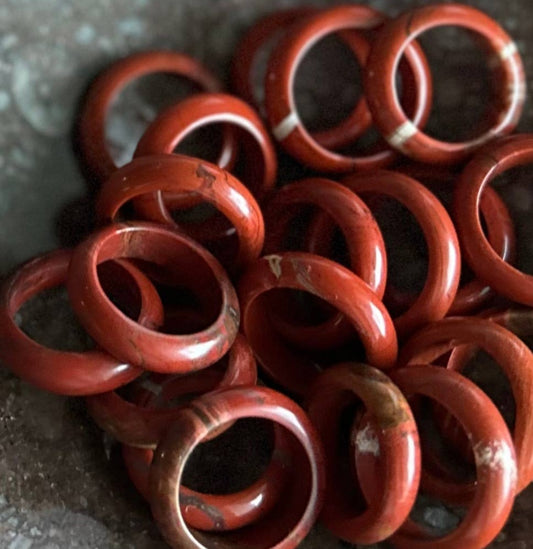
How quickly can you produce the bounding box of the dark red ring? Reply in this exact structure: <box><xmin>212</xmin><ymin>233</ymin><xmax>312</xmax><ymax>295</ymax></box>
<box><xmin>391</xmin><ymin>163</ymin><xmax>516</xmax><ymax>315</ymax></box>
<box><xmin>77</xmin><ymin>51</ymin><xmax>231</xmax><ymax>185</ymax></box>
<box><xmin>149</xmin><ymin>386</ymin><xmax>326</xmax><ymax>548</ymax></box>
<box><xmin>122</xmin><ymin>419</ymin><xmax>290</xmax><ymax>532</ymax></box>
<box><xmin>341</xmin><ymin>170</ymin><xmax>461</xmax><ymax>339</ymax></box>
<box><xmin>357</xmin><ymin>366</ymin><xmax>516</xmax><ymax>549</ymax></box>
<box><xmin>238</xmin><ymin>252</ymin><xmax>398</xmax><ymax>396</ymax></box>
<box><xmin>231</xmin><ymin>7</ymin><xmax>374</xmax><ymax>149</ymax></box>
<box><xmin>133</xmin><ymin>93</ymin><xmax>277</xmax><ymax>211</ymax></box>
<box><xmin>0</xmin><ymin>250</ymin><xmax>163</xmax><ymax>395</ymax></box>
<box><xmin>364</xmin><ymin>4</ymin><xmax>525</xmax><ymax>164</ymax></box>
<box><xmin>306</xmin><ymin>362</ymin><xmax>420</xmax><ymax>545</ymax></box>
<box><xmin>85</xmin><ymin>333</ymin><xmax>256</xmax><ymax>448</ymax></box>
<box><xmin>399</xmin><ymin>317</ymin><xmax>533</xmax><ymax>493</ymax></box>
<box><xmin>264</xmin><ymin>4</ymin><xmax>432</xmax><ymax>173</ymax></box>
<box><xmin>67</xmin><ymin>222</ymin><xmax>240</xmax><ymax>374</ymax></box>
<box><xmin>96</xmin><ymin>154</ymin><xmax>265</xmax><ymax>271</ymax></box>
<box><xmin>454</xmin><ymin>134</ymin><xmax>533</xmax><ymax>305</ymax></box>
<box><xmin>262</xmin><ymin>177</ymin><xmax>387</xmax><ymax>351</ymax></box>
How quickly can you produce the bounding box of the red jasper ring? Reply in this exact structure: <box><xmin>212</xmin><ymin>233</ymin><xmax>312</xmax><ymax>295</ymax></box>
<box><xmin>365</xmin><ymin>4</ymin><xmax>525</xmax><ymax>164</ymax></box>
<box><xmin>77</xmin><ymin>51</ymin><xmax>229</xmax><ymax>185</ymax></box>
<box><xmin>262</xmin><ymin>177</ymin><xmax>387</xmax><ymax>350</ymax></box>
<box><xmin>306</xmin><ymin>362</ymin><xmax>420</xmax><ymax>544</ymax></box>
<box><xmin>264</xmin><ymin>178</ymin><xmax>387</xmax><ymax>297</ymax></box>
<box><xmin>231</xmin><ymin>7</ymin><xmax>374</xmax><ymax>149</ymax></box>
<box><xmin>67</xmin><ymin>222</ymin><xmax>240</xmax><ymax>374</ymax></box>
<box><xmin>134</xmin><ymin>93</ymin><xmax>277</xmax><ymax>211</ymax></box>
<box><xmin>96</xmin><ymin>154</ymin><xmax>264</xmax><ymax>270</ymax></box>
<box><xmin>264</xmin><ymin>4</ymin><xmax>432</xmax><ymax>173</ymax></box>
<box><xmin>123</xmin><ymin>420</ymin><xmax>289</xmax><ymax>532</ymax></box>
<box><xmin>238</xmin><ymin>252</ymin><xmax>397</xmax><ymax>396</ymax></box>
<box><xmin>357</xmin><ymin>366</ymin><xmax>516</xmax><ymax>549</ymax></box>
<box><xmin>0</xmin><ymin>250</ymin><xmax>163</xmax><ymax>395</ymax></box>
<box><xmin>427</xmin><ymin>306</ymin><xmax>533</xmax><ymax>499</ymax></box>
<box><xmin>149</xmin><ymin>386</ymin><xmax>325</xmax><ymax>548</ymax></box>
<box><xmin>396</xmin><ymin>163</ymin><xmax>516</xmax><ymax>315</ymax></box>
<box><xmin>85</xmin><ymin>333</ymin><xmax>256</xmax><ymax>448</ymax></box>
<box><xmin>454</xmin><ymin>134</ymin><xmax>533</xmax><ymax>305</ymax></box>
<box><xmin>342</xmin><ymin>170</ymin><xmax>461</xmax><ymax>338</ymax></box>
<box><xmin>399</xmin><ymin>317</ymin><xmax>533</xmax><ymax>493</ymax></box>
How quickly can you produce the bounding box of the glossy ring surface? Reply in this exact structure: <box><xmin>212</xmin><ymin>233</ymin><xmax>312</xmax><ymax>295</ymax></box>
<box><xmin>342</xmin><ymin>170</ymin><xmax>461</xmax><ymax>338</ymax></box>
<box><xmin>264</xmin><ymin>5</ymin><xmax>432</xmax><ymax>173</ymax></box>
<box><xmin>86</xmin><ymin>333</ymin><xmax>256</xmax><ymax>448</ymax></box>
<box><xmin>263</xmin><ymin>178</ymin><xmax>387</xmax><ymax>350</ymax></box>
<box><xmin>78</xmin><ymin>51</ymin><xmax>225</xmax><ymax>184</ymax></box>
<box><xmin>395</xmin><ymin>163</ymin><xmax>516</xmax><ymax>315</ymax></box>
<box><xmin>134</xmin><ymin>92</ymin><xmax>277</xmax><ymax>210</ymax></box>
<box><xmin>231</xmin><ymin>7</ymin><xmax>374</xmax><ymax>149</ymax></box>
<box><xmin>238</xmin><ymin>252</ymin><xmax>398</xmax><ymax>396</ymax></box>
<box><xmin>365</xmin><ymin>4</ymin><xmax>525</xmax><ymax>164</ymax></box>
<box><xmin>399</xmin><ymin>317</ymin><xmax>533</xmax><ymax>493</ymax></box>
<box><xmin>307</xmin><ymin>362</ymin><xmax>420</xmax><ymax>544</ymax></box>
<box><xmin>149</xmin><ymin>386</ymin><xmax>325</xmax><ymax>548</ymax></box>
<box><xmin>67</xmin><ymin>222</ymin><xmax>240</xmax><ymax>374</ymax></box>
<box><xmin>123</xmin><ymin>419</ymin><xmax>289</xmax><ymax>532</ymax></box>
<box><xmin>454</xmin><ymin>134</ymin><xmax>533</xmax><ymax>305</ymax></box>
<box><xmin>96</xmin><ymin>154</ymin><xmax>265</xmax><ymax>270</ymax></box>
<box><xmin>0</xmin><ymin>250</ymin><xmax>163</xmax><ymax>395</ymax></box>
<box><xmin>378</xmin><ymin>366</ymin><xmax>517</xmax><ymax>549</ymax></box>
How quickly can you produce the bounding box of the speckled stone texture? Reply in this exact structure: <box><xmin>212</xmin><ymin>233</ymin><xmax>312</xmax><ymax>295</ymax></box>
<box><xmin>1</xmin><ymin>0</ymin><xmax>533</xmax><ymax>547</ymax></box>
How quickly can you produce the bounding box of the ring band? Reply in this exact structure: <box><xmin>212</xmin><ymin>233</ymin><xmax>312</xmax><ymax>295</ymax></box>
<box><xmin>86</xmin><ymin>334</ymin><xmax>256</xmax><ymax>448</ymax></box>
<box><xmin>77</xmin><ymin>51</ymin><xmax>226</xmax><ymax>186</ymax></box>
<box><xmin>399</xmin><ymin>317</ymin><xmax>533</xmax><ymax>493</ymax></box>
<box><xmin>264</xmin><ymin>5</ymin><xmax>432</xmax><ymax>172</ymax></box>
<box><xmin>149</xmin><ymin>386</ymin><xmax>325</xmax><ymax>547</ymax></box>
<box><xmin>365</xmin><ymin>4</ymin><xmax>525</xmax><ymax>164</ymax></box>
<box><xmin>67</xmin><ymin>222</ymin><xmax>240</xmax><ymax>374</ymax></box>
<box><xmin>0</xmin><ymin>250</ymin><xmax>163</xmax><ymax>395</ymax></box>
<box><xmin>342</xmin><ymin>170</ymin><xmax>460</xmax><ymax>338</ymax></box>
<box><xmin>307</xmin><ymin>362</ymin><xmax>419</xmax><ymax>544</ymax></box>
<box><xmin>239</xmin><ymin>252</ymin><xmax>397</xmax><ymax>396</ymax></box>
<box><xmin>454</xmin><ymin>134</ymin><xmax>533</xmax><ymax>305</ymax></box>
<box><xmin>96</xmin><ymin>154</ymin><xmax>265</xmax><ymax>271</ymax></box>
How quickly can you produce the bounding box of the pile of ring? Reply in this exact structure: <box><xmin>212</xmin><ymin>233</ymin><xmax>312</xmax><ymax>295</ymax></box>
<box><xmin>1</xmin><ymin>3</ymin><xmax>532</xmax><ymax>549</ymax></box>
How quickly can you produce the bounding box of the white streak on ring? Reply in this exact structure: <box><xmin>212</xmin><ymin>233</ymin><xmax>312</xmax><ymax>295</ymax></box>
<box><xmin>273</xmin><ymin>111</ymin><xmax>299</xmax><ymax>142</ymax></box>
<box><xmin>387</xmin><ymin>120</ymin><xmax>417</xmax><ymax>150</ymax></box>
<box><xmin>499</xmin><ymin>41</ymin><xmax>518</xmax><ymax>61</ymax></box>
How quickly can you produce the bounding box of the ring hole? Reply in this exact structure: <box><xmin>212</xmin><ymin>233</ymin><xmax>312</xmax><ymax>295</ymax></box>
<box><xmin>491</xmin><ymin>165</ymin><xmax>533</xmax><ymax>276</ymax></box>
<box><xmin>408</xmin><ymin>397</ymin><xmax>468</xmax><ymax>534</ymax></box>
<box><xmin>17</xmin><ymin>286</ymin><xmax>94</xmax><ymax>352</ymax></box>
<box><xmin>167</xmin><ymin>206</ymin><xmax>239</xmax><ymax>269</ymax></box>
<box><xmin>97</xmin><ymin>231</ymin><xmax>223</xmax><ymax>333</ymax></box>
<box><xmin>407</xmin><ymin>27</ymin><xmax>493</xmax><ymax>142</ymax></box>
<box><xmin>107</xmin><ymin>73</ymin><xmax>202</xmax><ymax>167</ymax></box>
<box><xmin>462</xmin><ymin>349</ymin><xmax>516</xmax><ymax>429</ymax></box>
<box><xmin>169</xmin><ymin>122</ymin><xmax>231</xmax><ymax>167</ymax></box>
<box><xmin>183</xmin><ymin>418</ymin><xmax>274</xmax><ymax>494</ymax></box>
<box><xmin>369</xmin><ymin>197</ymin><xmax>428</xmax><ymax>316</ymax></box>
<box><xmin>294</xmin><ymin>34</ymin><xmax>363</xmax><ymax>134</ymax></box>
<box><xmin>418</xmin><ymin>395</ymin><xmax>476</xmax><ymax>481</ymax></box>
<box><xmin>16</xmin><ymin>261</ymin><xmax>149</xmax><ymax>352</ymax></box>
<box><xmin>409</xmin><ymin>493</ymin><xmax>464</xmax><ymax>536</ymax></box>
<box><xmin>186</xmin><ymin>421</ymin><xmax>313</xmax><ymax>548</ymax></box>
<box><xmin>262</xmin><ymin>288</ymin><xmax>366</xmax><ymax>360</ymax></box>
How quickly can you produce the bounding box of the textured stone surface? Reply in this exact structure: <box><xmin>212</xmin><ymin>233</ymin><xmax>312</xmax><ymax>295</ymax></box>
<box><xmin>1</xmin><ymin>0</ymin><xmax>533</xmax><ymax>547</ymax></box>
